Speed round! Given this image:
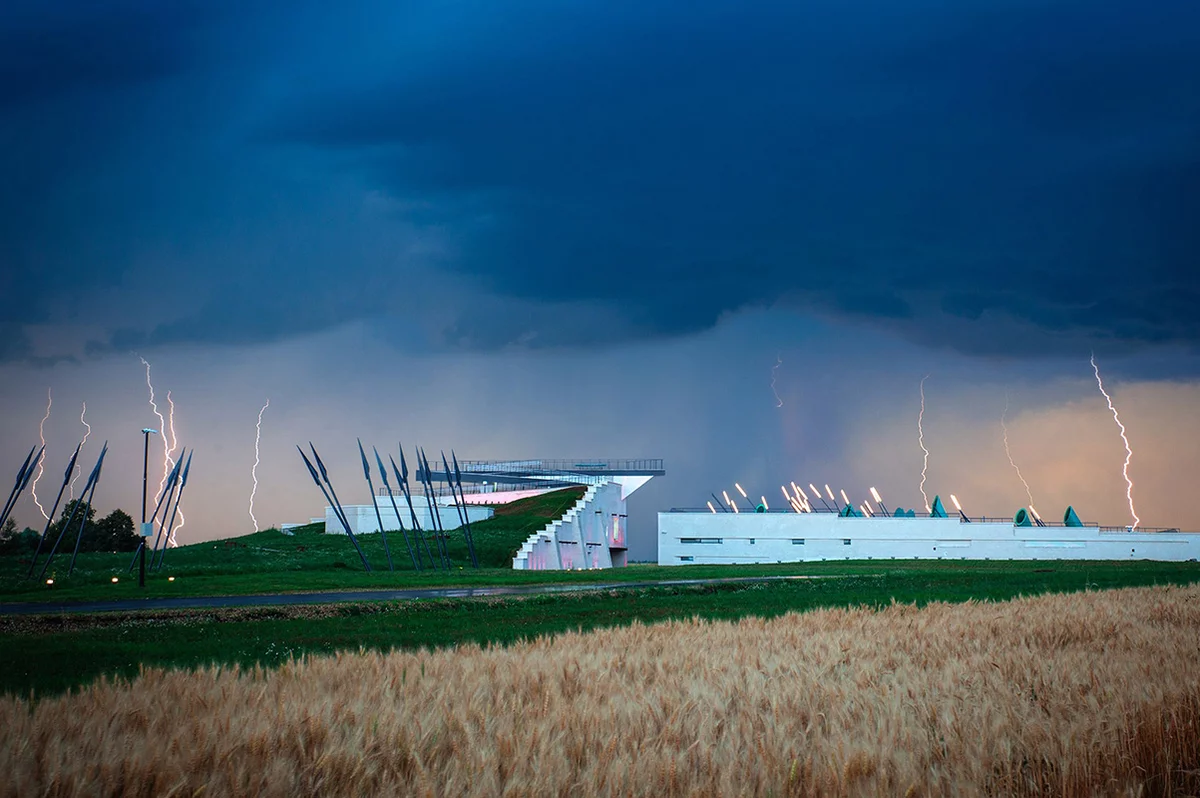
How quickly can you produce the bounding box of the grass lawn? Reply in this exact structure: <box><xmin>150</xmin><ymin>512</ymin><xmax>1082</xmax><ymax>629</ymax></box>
<box><xmin>6</xmin><ymin>487</ymin><xmax>1200</xmax><ymax>698</ymax></box>
<box><xmin>1</xmin><ymin>487</ymin><xmax>596</xmax><ymax>603</ymax></box>
<box><xmin>4</xmin><ymin>559</ymin><xmax>1200</xmax><ymax>698</ymax></box>
<box><xmin>7</xmin><ymin>485</ymin><xmax>1099</xmax><ymax>605</ymax></box>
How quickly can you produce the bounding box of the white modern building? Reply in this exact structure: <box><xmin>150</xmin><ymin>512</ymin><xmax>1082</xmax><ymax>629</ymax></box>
<box><xmin>512</xmin><ymin>479</ymin><xmax>633</xmax><ymax>570</ymax></box>
<box><xmin>658</xmin><ymin>506</ymin><xmax>1200</xmax><ymax>564</ymax></box>
<box><xmin>321</xmin><ymin>458</ymin><xmax>662</xmax><ymax>570</ymax></box>
<box><xmin>460</xmin><ymin>458</ymin><xmax>664</xmax><ymax>570</ymax></box>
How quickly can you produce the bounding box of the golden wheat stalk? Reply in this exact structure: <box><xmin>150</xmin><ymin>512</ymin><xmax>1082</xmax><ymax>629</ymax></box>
<box><xmin>3</xmin><ymin>585</ymin><xmax>1200</xmax><ymax>796</ymax></box>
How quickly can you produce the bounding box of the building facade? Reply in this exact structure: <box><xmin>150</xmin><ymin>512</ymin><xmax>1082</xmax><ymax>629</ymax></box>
<box><xmin>658</xmin><ymin>510</ymin><xmax>1200</xmax><ymax>564</ymax></box>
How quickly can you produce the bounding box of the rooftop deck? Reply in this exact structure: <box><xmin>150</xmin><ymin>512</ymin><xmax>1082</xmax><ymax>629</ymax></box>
<box><xmin>417</xmin><ymin>458</ymin><xmax>665</xmax><ymax>486</ymax></box>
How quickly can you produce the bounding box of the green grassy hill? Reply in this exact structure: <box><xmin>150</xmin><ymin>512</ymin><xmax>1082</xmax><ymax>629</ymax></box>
<box><xmin>0</xmin><ymin>487</ymin><xmax>587</xmax><ymax>601</ymax></box>
<box><xmin>371</xmin><ymin>486</ymin><xmax>587</xmax><ymax>568</ymax></box>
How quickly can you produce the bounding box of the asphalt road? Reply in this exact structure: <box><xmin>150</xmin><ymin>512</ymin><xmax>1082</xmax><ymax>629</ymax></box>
<box><xmin>0</xmin><ymin>574</ymin><xmax>841</xmax><ymax>616</ymax></box>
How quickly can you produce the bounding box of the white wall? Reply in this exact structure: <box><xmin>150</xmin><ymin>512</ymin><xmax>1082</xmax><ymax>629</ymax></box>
<box><xmin>558</xmin><ymin>481</ymin><xmax>627</xmax><ymax>569</ymax></box>
<box><xmin>326</xmin><ymin>501</ymin><xmax>493</xmax><ymax>535</ymax></box>
<box><xmin>513</xmin><ymin>480</ymin><xmax>631</xmax><ymax>570</ymax></box>
<box><xmin>658</xmin><ymin>512</ymin><xmax>1200</xmax><ymax>564</ymax></box>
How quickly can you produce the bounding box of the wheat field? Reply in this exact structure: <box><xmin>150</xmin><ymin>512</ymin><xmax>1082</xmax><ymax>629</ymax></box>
<box><xmin>3</xmin><ymin>584</ymin><xmax>1199</xmax><ymax>797</ymax></box>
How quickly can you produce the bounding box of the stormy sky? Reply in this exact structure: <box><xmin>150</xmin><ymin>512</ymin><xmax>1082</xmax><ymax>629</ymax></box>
<box><xmin>1</xmin><ymin>0</ymin><xmax>1198</xmax><ymax>559</ymax></box>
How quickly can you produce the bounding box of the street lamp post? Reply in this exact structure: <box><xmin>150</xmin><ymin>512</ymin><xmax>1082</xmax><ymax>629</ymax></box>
<box><xmin>141</xmin><ymin>428</ymin><xmax>157</xmax><ymax>588</ymax></box>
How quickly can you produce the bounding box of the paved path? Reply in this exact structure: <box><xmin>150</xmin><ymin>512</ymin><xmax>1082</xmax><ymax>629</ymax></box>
<box><xmin>0</xmin><ymin>574</ymin><xmax>844</xmax><ymax>616</ymax></box>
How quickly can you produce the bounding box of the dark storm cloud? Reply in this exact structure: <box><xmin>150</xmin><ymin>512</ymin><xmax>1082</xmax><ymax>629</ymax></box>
<box><xmin>0</xmin><ymin>1</ymin><xmax>200</xmax><ymax>111</ymax></box>
<box><xmin>1</xmin><ymin>0</ymin><xmax>1198</xmax><ymax>361</ymax></box>
<box><xmin>278</xmin><ymin>0</ymin><xmax>1200</xmax><ymax>355</ymax></box>
<box><xmin>0</xmin><ymin>323</ymin><xmax>33</xmax><ymax>362</ymax></box>
<box><xmin>0</xmin><ymin>0</ymin><xmax>267</xmax><ymax>342</ymax></box>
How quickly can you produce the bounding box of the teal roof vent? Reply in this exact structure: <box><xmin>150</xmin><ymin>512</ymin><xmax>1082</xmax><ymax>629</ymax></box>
<box><xmin>930</xmin><ymin>496</ymin><xmax>948</xmax><ymax>518</ymax></box>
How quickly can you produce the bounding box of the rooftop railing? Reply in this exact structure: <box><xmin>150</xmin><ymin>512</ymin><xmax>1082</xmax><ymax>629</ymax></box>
<box><xmin>456</xmin><ymin>458</ymin><xmax>665</xmax><ymax>475</ymax></box>
<box><xmin>379</xmin><ymin>479</ymin><xmax>586</xmax><ymax>499</ymax></box>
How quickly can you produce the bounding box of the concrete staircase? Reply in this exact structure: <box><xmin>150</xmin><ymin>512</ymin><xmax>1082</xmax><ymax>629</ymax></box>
<box><xmin>512</xmin><ymin>484</ymin><xmax>601</xmax><ymax>570</ymax></box>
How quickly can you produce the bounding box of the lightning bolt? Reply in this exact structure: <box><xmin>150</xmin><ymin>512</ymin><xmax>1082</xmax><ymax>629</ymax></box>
<box><xmin>918</xmin><ymin>375</ymin><xmax>931</xmax><ymax>513</ymax></box>
<box><xmin>161</xmin><ymin>390</ymin><xmax>179</xmax><ymax>494</ymax></box>
<box><xmin>1000</xmin><ymin>393</ymin><xmax>1037</xmax><ymax>516</ymax></box>
<box><xmin>770</xmin><ymin>354</ymin><xmax>783</xmax><ymax>408</ymax></box>
<box><xmin>32</xmin><ymin>387</ymin><xmax>51</xmax><ymax>520</ymax></box>
<box><xmin>141</xmin><ymin>356</ymin><xmax>167</xmax><ymax>460</ymax></box>
<box><xmin>69</xmin><ymin>402</ymin><xmax>92</xmax><ymax>499</ymax></box>
<box><xmin>141</xmin><ymin>356</ymin><xmax>184</xmax><ymax>546</ymax></box>
<box><xmin>1091</xmin><ymin>353</ymin><xmax>1139</xmax><ymax>530</ymax></box>
<box><xmin>249</xmin><ymin>398</ymin><xmax>269</xmax><ymax>532</ymax></box>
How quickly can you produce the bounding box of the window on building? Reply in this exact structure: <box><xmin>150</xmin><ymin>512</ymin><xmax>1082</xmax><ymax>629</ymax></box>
<box><xmin>680</xmin><ymin>537</ymin><xmax>723</xmax><ymax>544</ymax></box>
<box><xmin>678</xmin><ymin>556</ymin><xmax>694</xmax><ymax>562</ymax></box>
<box><xmin>843</xmin><ymin>539</ymin><xmax>852</xmax><ymax>545</ymax></box>
<box><xmin>792</xmin><ymin>539</ymin><xmax>805</xmax><ymax>545</ymax></box>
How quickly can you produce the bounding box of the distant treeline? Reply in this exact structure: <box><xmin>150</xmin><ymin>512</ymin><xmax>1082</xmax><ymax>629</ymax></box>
<box><xmin>0</xmin><ymin>502</ymin><xmax>139</xmax><ymax>555</ymax></box>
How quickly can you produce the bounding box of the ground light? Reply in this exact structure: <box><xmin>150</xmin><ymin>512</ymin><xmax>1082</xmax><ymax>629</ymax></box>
<box><xmin>111</xmin><ymin>577</ymin><xmax>118</xmax><ymax>583</ymax></box>
<box><xmin>45</xmin><ymin>579</ymin><xmax>53</xmax><ymax>585</ymax></box>
<box><xmin>168</xmin><ymin>576</ymin><xmax>175</xmax><ymax>581</ymax></box>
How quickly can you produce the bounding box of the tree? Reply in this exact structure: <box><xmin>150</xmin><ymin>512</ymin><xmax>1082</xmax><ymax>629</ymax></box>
<box><xmin>0</xmin><ymin>517</ymin><xmax>39</xmax><ymax>555</ymax></box>
<box><xmin>95</xmin><ymin>509</ymin><xmax>138</xmax><ymax>552</ymax></box>
<box><xmin>33</xmin><ymin>504</ymin><xmax>139</xmax><ymax>554</ymax></box>
<box><xmin>44</xmin><ymin>500</ymin><xmax>98</xmax><ymax>553</ymax></box>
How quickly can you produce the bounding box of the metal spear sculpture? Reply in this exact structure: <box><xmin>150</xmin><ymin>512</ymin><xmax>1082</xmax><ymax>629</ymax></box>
<box><xmin>358</xmin><ymin>439</ymin><xmax>394</xmax><ymax>571</ymax></box>
<box><xmin>40</xmin><ymin>443</ymin><xmax>107</xmax><ymax>580</ymax></box>
<box><xmin>445</xmin><ymin>451</ymin><xmax>478</xmax><ymax>568</ymax></box>
<box><xmin>375</xmin><ymin>447</ymin><xmax>419</xmax><ymax>570</ymax></box>
<box><xmin>154</xmin><ymin>450</ymin><xmax>192</xmax><ymax>572</ymax></box>
<box><xmin>409</xmin><ymin>445</ymin><xmax>445</xmax><ymax>570</ymax></box>
<box><xmin>128</xmin><ymin>454</ymin><xmax>184</xmax><ymax>573</ymax></box>
<box><xmin>0</xmin><ymin>445</ymin><xmax>41</xmax><ymax>531</ymax></box>
<box><xmin>310</xmin><ymin>444</ymin><xmax>356</xmax><ymax>542</ymax></box>
<box><xmin>0</xmin><ymin>446</ymin><xmax>35</xmax><ymax>531</ymax></box>
<box><xmin>67</xmin><ymin>443</ymin><xmax>108</xmax><ymax>575</ymax></box>
<box><xmin>451</xmin><ymin>448</ymin><xmax>477</xmax><ymax>566</ymax></box>
<box><xmin>442</xmin><ymin>453</ymin><xmax>468</xmax><ymax>561</ymax></box>
<box><xmin>301</xmin><ymin>446</ymin><xmax>350</xmax><ymax>534</ymax></box>
<box><xmin>427</xmin><ymin>448</ymin><xmax>457</xmax><ymax>567</ymax></box>
<box><xmin>148</xmin><ymin>448</ymin><xmax>185</xmax><ymax>562</ymax></box>
<box><xmin>426</xmin><ymin>447</ymin><xmax>453</xmax><ymax>567</ymax></box>
<box><xmin>451</xmin><ymin>451</ymin><xmax>479</xmax><ymax>567</ymax></box>
<box><xmin>392</xmin><ymin>449</ymin><xmax>439</xmax><ymax>571</ymax></box>
<box><xmin>298</xmin><ymin>446</ymin><xmax>372</xmax><ymax>571</ymax></box>
<box><xmin>0</xmin><ymin>447</ymin><xmax>36</xmax><ymax>528</ymax></box>
<box><xmin>419</xmin><ymin>447</ymin><xmax>449</xmax><ymax>569</ymax></box>
<box><xmin>28</xmin><ymin>443</ymin><xmax>82</xmax><ymax>577</ymax></box>
<box><xmin>442</xmin><ymin>453</ymin><xmax>466</xmax><ymax>531</ymax></box>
